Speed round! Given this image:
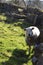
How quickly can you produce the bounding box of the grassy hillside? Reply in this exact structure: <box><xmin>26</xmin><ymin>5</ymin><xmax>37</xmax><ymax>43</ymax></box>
<box><xmin>0</xmin><ymin>15</ymin><xmax>34</xmax><ymax>65</ymax></box>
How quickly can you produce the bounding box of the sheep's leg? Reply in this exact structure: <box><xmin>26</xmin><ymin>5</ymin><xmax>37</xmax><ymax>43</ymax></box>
<box><xmin>27</xmin><ymin>45</ymin><xmax>31</xmax><ymax>57</ymax></box>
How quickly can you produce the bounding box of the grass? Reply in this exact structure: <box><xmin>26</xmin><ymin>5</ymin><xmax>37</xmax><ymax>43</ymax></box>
<box><xmin>0</xmin><ymin>15</ymin><xmax>34</xmax><ymax>65</ymax></box>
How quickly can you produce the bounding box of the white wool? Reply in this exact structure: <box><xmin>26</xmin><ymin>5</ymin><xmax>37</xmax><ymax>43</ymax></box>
<box><xmin>26</xmin><ymin>26</ymin><xmax>40</xmax><ymax>38</ymax></box>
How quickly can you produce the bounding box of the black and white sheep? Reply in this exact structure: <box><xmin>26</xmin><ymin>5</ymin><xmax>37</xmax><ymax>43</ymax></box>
<box><xmin>25</xmin><ymin>26</ymin><xmax>40</xmax><ymax>45</ymax></box>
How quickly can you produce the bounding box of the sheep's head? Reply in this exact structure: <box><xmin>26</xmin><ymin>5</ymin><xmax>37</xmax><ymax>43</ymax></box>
<box><xmin>25</xmin><ymin>26</ymin><xmax>40</xmax><ymax>43</ymax></box>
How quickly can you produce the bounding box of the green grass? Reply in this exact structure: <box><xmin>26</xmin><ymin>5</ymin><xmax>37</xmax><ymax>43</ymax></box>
<box><xmin>0</xmin><ymin>15</ymin><xmax>34</xmax><ymax>65</ymax></box>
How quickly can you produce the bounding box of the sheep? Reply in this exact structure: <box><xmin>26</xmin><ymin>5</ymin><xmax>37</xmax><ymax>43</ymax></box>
<box><xmin>25</xmin><ymin>26</ymin><xmax>40</xmax><ymax>56</ymax></box>
<box><xmin>25</xmin><ymin>26</ymin><xmax>40</xmax><ymax>45</ymax></box>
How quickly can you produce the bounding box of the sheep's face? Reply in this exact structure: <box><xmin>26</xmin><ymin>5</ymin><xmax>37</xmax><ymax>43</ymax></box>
<box><xmin>25</xmin><ymin>26</ymin><xmax>40</xmax><ymax>43</ymax></box>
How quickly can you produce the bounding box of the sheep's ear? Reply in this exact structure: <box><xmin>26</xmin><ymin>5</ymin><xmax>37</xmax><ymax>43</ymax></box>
<box><xmin>31</xmin><ymin>28</ymin><xmax>34</xmax><ymax>30</ymax></box>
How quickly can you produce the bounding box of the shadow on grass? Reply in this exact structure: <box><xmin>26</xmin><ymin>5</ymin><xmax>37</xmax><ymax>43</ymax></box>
<box><xmin>1</xmin><ymin>49</ymin><xmax>31</xmax><ymax>65</ymax></box>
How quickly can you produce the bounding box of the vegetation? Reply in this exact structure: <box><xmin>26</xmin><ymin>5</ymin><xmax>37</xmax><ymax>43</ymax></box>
<box><xmin>0</xmin><ymin>15</ymin><xmax>34</xmax><ymax>65</ymax></box>
<box><xmin>0</xmin><ymin>1</ymin><xmax>43</xmax><ymax>65</ymax></box>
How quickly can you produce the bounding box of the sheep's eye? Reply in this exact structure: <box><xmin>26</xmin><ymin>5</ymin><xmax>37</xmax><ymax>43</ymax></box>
<box><xmin>28</xmin><ymin>34</ymin><xmax>30</xmax><ymax>36</ymax></box>
<box><xmin>28</xmin><ymin>32</ymin><xmax>33</xmax><ymax>37</ymax></box>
